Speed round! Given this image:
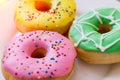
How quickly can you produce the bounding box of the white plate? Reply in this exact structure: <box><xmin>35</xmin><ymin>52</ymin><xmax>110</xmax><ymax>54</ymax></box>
<box><xmin>1</xmin><ymin>0</ymin><xmax>120</xmax><ymax>80</ymax></box>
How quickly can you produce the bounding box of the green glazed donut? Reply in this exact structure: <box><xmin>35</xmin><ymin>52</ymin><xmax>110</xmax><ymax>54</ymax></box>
<box><xmin>69</xmin><ymin>8</ymin><xmax>120</xmax><ymax>53</ymax></box>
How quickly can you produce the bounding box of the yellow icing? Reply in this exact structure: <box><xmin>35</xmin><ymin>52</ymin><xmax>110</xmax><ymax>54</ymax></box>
<box><xmin>15</xmin><ymin>0</ymin><xmax>76</xmax><ymax>34</ymax></box>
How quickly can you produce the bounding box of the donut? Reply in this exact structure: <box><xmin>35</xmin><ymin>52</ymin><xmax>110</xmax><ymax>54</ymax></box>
<box><xmin>69</xmin><ymin>7</ymin><xmax>120</xmax><ymax>64</ymax></box>
<box><xmin>2</xmin><ymin>30</ymin><xmax>76</xmax><ymax>80</ymax></box>
<box><xmin>14</xmin><ymin>0</ymin><xmax>76</xmax><ymax>34</ymax></box>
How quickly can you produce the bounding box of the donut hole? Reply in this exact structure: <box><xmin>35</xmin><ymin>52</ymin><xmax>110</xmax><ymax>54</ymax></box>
<box><xmin>98</xmin><ymin>24</ymin><xmax>112</xmax><ymax>34</ymax></box>
<box><xmin>31</xmin><ymin>48</ymin><xmax>47</xmax><ymax>58</ymax></box>
<box><xmin>34</xmin><ymin>0</ymin><xmax>51</xmax><ymax>12</ymax></box>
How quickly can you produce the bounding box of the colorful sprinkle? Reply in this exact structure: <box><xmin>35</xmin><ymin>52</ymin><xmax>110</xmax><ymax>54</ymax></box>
<box><xmin>28</xmin><ymin>72</ymin><xmax>31</xmax><ymax>75</ymax></box>
<box><xmin>36</xmin><ymin>61</ymin><xmax>39</xmax><ymax>63</ymax></box>
<box><xmin>50</xmin><ymin>58</ymin><xmax>55</xmax><ymax>60</ymax></box>
<box><xmin>45</xmin><ymin>71</ymin><xmax>48</xmax><ymax>73</ymax></box>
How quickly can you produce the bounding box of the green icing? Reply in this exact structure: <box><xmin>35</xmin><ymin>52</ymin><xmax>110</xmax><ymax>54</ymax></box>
<box><xmin>70</xmin><ymin>8</ymin><xmax>120</xmax><ymax>53</ymax></box>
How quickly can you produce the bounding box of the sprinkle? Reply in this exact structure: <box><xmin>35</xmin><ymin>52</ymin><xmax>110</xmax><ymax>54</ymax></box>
<box><xmin>32</xmin><ymin>39</ymin><xmax>34</xmax><ymax>41</ymax></box>
<box><xmin>34</xmin><ymin>31</ymin><xmax>37</xmax><ymax>34</ymax></box>
<box><xmin>57</xmin><ymin>1</ymin><xmax>61</xmax><ymax>6</ymax></box>
<box><xmin>8</xmin><ymin>48</ymin><xmax>11</xmax><ymax>51</ymax></box>
<box><xmin>36</xmin><ymin>61</ymin><xmax>39</xmax><ymax>63</ymax></box>
<box><xmin>13</xmin><ymin>43</ymin><xmax>15</xmax><ymax>45</ymax></box>
<box><xmin>36</xmin><ymin>35</ymin><xmax>39</xmax><ymax>38</ymax></box>
<box><xmin>42</xmin><ymin>62</ymin><xmax>44</xmax><ymax>64</ymax></box>
<box><xmin>52</xmin><ymin>33</ymin><xmax>54</xmax><ymax>35</ymax></box>
<box><xmin>55</xmin><ymin>61</ymin><xmax>58</xmax><ymax>63</ymax></box>
<box><xmin>39</xmin><ymin>67</ymin><xmax>42</xmax><ymax>70</ymax></box>
<box><xmin>64</xmin><ymin>43</ymin><xmax>66</xmax><ymax>46</ymax></box>
<box><xmin>18</xmin><ymin>6</ymin><xmax>22</xmax><ymax>8</ymax></box>
<box><xmin>15</xmin><ymin>73</ymin><xmax>18</xmax><ymax>75</ymax></box>
<box><xmin>48</xmin><ymin>67</ymin><xmax>50</xmax><ymax>69</ymax></box>
<box><xmin>16</xmin><ymin>66</ymin><xmax>18</xmax><ymax>69</ymax></box>
<box><xmin>17</xmin><ymin>45</ymin><xmax>20</xmax><ymax>47</ymax></box>
<box><xmin>52</xmin><ymin>21</ymin><xmax>55</xmax><ymax>23</ymax></box>
<box><xmin>20</xmin><ymin>63</ymin><xmax>23</xmax><ymax>65</ymax></box>
<box><xmin>22</xmin><ymin>35</ymin><xmax>25</xmax><ymax>40</ymax></box>
<box><xmin>26</xmin><ymin>56</ymin><xmax>29</xmax><ymax>59</ymax></box>
<box><xmin>31</xmin><ymin>71</ymin><xmax>34</xmax><ymax>74</ymax></box>
<box><xmin>56</xmin><ymin>54</ymin><xmax>60</xmax><ymax>57</ymax></box>
<box><xmin>22</xmin><ymin>50</ymin><xmax>25</xmax><ymax>53</ymax></box>
<box><xmin>9</xmin><ymin>53</ymin><xmax>11</xmax><ymax>55</ymax></box>
<box><xmin>50</xmin><ymin>58</ymin><xmax>55</xmax><ymax>60</ymax></box>
<box><xmin>60</xmin><ymin>46</ymin><xmax>64</xmax><ymax>48</ymax></box>
<box><xmin>47</xmin><ymin>19</ymin><xmax>50</xmax><ymax>21</ymax></box>
<box><xmin>66</xmin><ymin>10</ymin><xmax>68</xmax><ymax>12</ymax></box>
<box><xmin>14</xmin><ymin>54</ymin><xmax>16</xmax><ymax>56</ymax></box>
<box><xmin>44</xmin><ymin>39</ymin><xmax>47</xmax><ymax>41</ymax></box>
<box><xmin>45</xmin><ymin>64</ymin><xmax>48</xmax><ymax>66</ymax></box>
<box><xmin>45</xmin><ymin>25</ymin><xmax>48</xmax><ymax>28</ymax></box>
<box><xmin>49</xmin><ymin>64</ymin><xmax>52</xmax><ymax>66</ymax></box>
<box><xmin>37</xmin><ymin>71</ymin><xmax>39</xmax><ymax>74</ymax></box>
<box><xmin>28</xmin><ymin>72</ymin><xmax>31</xmax><ymax>75</ymax></box>
<box><xmin>21</xmin><ymin>40</ymin><xmax>23</xmax><ymax>42</ymax></box>
<box><xmin>16</xmin><ymin>59</ymin><xmax>19</xmax><ymax>61</ymax></box>
<box><xmin>48</xmin><ymin>75</ymin><xmax>52</xmax><ymax>78</ymax></box>
<box><xmin>64</xmin><ymin>54</ymin><xmax>66</xmax><ymax>56</ymax></box>
<box><xmin>51</xmin><ymin>72</ymin><xmax>54</xmax><ymax>75</ymax></box>
<box><xmin>26</xmin><ymin>36</ymin><xmax>29</xmax><ymax>38</ymax></box>
<box><xmin>2</xmin><ymin>59</ymin><xmax>5</xmax><ymax>63</ymax></box>
<box><xmin>6</xmin><ymin>56</ymin><xmax>8</xmax><ymax>59</ymax></box>
<box><xmin>24</xmin><ymin>68</ymin><xmax>26</xmax><ymax>71</ymax></box>
<box><xmin>45</xmin><ymin>71</ymin><xmax>48</xmax><ymax>73</ymax></box>
<box><xmin>50</xmin><ymin>40</ymin><xmax>52</xmax><ymax>43</ymax></box>
<box><xmin>35</xmin><ymin>44</ymin><xmax>39</xmax><ymax>47</ymax></box>
<box><xmin>59</xmin><ymin>14</ymin><xmax>61</xmax><ymax>16</ymax></box>
<box><xmin>54</xmin><ymin>69</ymin><xmax>57</xmax><ymax>72</ymax></box>
<box><xmin>22</xmin><ymin>34</ymin><xmax>24</xmax><ymax>36</ymax></box>
<box><xmin>59</xmin><ymin>41</ymin><xmax>62</xmax><ymax>43</ymax></box>
<box><xmin>39</xmin><ymin>38</ymin><xmax>41</xmax><ymax>40</ymax></box>
<box><xmin>18</xmin><ymin>11</ymin><xmax>21</xmax><ymax>13</ymax></box>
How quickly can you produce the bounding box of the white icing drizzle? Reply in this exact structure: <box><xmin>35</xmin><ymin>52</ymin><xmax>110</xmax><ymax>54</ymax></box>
<box><xmin>96</xmin><ymin>9</ymin><xmax>120</xmax><ymax>26</ymax></box>
<box><xmin>74</xmin><ymin>24</ymin><xmax>96</xmax><ymax>46</ymax></box>
<box><xmin>73</xmin><ymin>8</ymin><xmax>120</xmax><ymax>52</ymax></box>
<box><xmin>93</xmin><ymin>10</ymin><xmax>103</xmax><ymax>24</ymax></box>
<box><xmin>78</xmin><ymin>13</ymin><xmax>95</xmax><ymax>22</ymax></box>
<box><xmin>80</xmin><ymin>22</ymin><xmax>98</xmax><ymax>30</ymax></box>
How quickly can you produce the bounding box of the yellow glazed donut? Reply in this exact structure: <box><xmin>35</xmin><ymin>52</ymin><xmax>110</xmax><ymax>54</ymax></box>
<box><xmin>14</xmin><ymin>0</ymin><xmax>76</xmax><ymax>34</ymax></box>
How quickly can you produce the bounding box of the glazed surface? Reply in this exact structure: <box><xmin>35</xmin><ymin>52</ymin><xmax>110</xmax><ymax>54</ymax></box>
<box><xmin>2</xmin><ymin>30</ymin><xmax>76</xmax><ymax>79</ymax></box>
<box><xmin>15</xmin><ymin>0</ymin><xmax>76</xmax><ymax>34</ymax></box>
<box><xmin>70</xmin><ymin>8</ymin><xmax>120</xmax><ymax>53</ymax></box>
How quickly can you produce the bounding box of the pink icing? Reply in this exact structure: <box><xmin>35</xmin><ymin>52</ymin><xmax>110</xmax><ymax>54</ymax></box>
<box><xmin>2</xmin><ymin>30</ymin><xmax>76</xmax><ymax>79</ymax></box>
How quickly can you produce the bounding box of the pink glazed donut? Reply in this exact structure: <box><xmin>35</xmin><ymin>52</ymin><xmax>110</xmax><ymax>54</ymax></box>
<box><xmin>2</xmin><ymin>30</ymin><xmax>76</xmax><ymax>80</ymax></box>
